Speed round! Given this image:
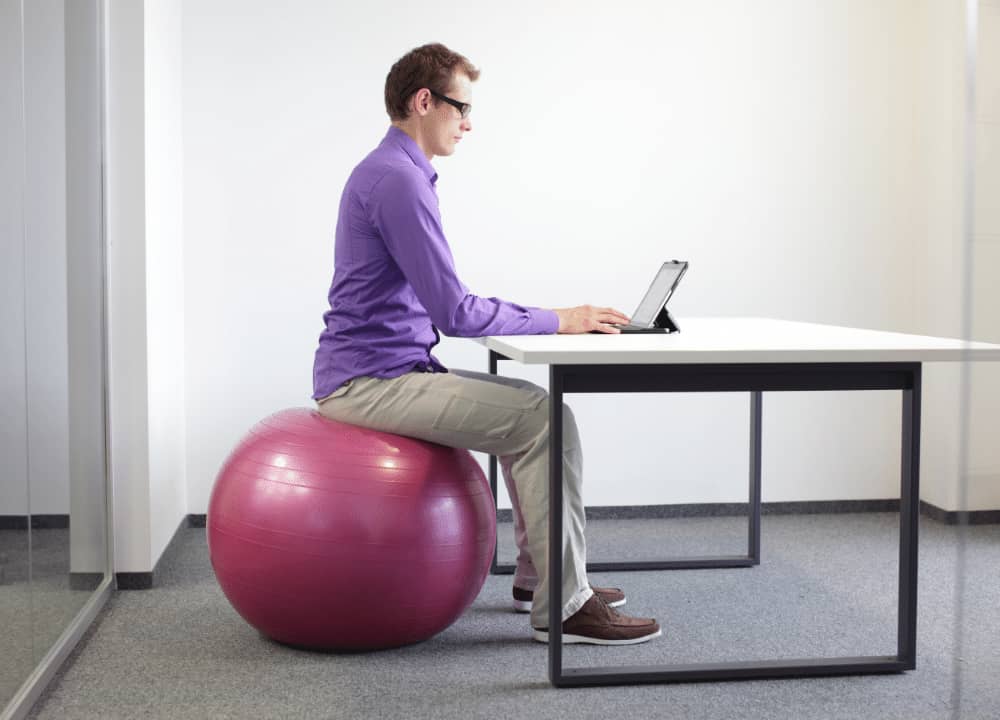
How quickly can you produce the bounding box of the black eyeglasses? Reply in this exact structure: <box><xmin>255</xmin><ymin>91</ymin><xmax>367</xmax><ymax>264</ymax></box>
<box><xmin>429</xmin><ymin>90</ymin><xmax>472</xmax><ymax>119</ymax></box>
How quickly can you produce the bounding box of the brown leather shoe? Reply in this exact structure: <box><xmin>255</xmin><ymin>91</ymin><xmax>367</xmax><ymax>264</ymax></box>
<box><xmin>513</xmin><ymin>584</ymin><xmax>626</xmax><ymax>613</ymax></box>
<box><xmin>531</xmin><ymin>594</ymin><xmax>661</xmax><ymax>645</ymax></box>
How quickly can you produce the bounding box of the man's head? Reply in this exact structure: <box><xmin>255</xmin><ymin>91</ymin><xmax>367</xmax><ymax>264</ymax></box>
<box><xmin>385</xmin><ymin>43</ymin><xmax>478</xmax><ymax>160</ymax></box>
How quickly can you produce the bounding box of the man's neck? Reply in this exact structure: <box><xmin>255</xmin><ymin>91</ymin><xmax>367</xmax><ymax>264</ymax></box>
<box><xmin>391</xmin><ymin>121</ymin><xmax>434</xmax><ymax>161</ymax></box>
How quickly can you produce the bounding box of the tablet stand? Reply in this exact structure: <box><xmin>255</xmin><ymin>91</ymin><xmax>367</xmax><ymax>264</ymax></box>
<box><xmin>620</xmin><ymin>304</ymin><xmax>680</xmax><ymax>334</ymax></box>
<box><xmin>653</xmin><ymin>304</ymin><xmax>680</xmax><ymax>333</ymax></box>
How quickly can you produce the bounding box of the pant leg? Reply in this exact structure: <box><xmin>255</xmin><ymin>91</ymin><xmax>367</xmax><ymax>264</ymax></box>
<box><xmin>316</xmin><ymin>369</ymin><xmax>592</xmax><ymax>628</ymax></box>
<box><xmin>446</xmin><ymin>369</ymin><xmax>589</xmax><ymax>598</ymax></box>
<box><xmin>499</xmin><ymin>453</ymin><xmax>538</xmax><ymax>591</ymax></box>
<box><xmin>447</xmin><ymin>368</ymin><xmax>548</xmax><ymax>592</ymax></box>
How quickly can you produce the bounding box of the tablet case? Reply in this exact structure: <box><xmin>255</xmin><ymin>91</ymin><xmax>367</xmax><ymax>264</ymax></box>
<box><xmin>618</xmin><ymin>305</ymin><xmax>680</xmax><ymax>334</ymax></box>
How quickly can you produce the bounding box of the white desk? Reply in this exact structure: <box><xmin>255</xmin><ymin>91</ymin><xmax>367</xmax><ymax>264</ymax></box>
<box><xmin>475</xmin><ymin>317</ymin><xmax>1000</xmax><ymax>688</ymax></box>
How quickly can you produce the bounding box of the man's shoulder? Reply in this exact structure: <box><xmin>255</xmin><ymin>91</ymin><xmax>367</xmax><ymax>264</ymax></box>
<box><xmin>349</xmin><ymin>147</ymin><xmax>425</xmax><ymax>198</ymax></box>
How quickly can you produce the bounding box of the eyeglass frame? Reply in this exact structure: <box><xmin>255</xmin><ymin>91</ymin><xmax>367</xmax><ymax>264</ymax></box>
<box><xmin>429</xmin><ymin>89</ymin><xmax>472</xmax><ymax>119</ymax></box>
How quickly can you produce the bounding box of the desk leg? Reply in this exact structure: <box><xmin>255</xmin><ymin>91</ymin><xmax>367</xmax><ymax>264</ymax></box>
<box><xmin>897</xmin><ymin>366</ymin><xmax>921</xmax><ymax>668</ymax></box>
<box><xmin>549</xmin><ymin>365</ymin><xmax>565</xmax><ymax>682</ymax></box>
<box><xmin>749</xmin><ymin>391</ymin><xmax>762</xmax><ymax>564</ymax></box>
<box><xmin>488</xmin><ymin>351</ymin><xmax>501</xmax><ymax>574</ymax></box>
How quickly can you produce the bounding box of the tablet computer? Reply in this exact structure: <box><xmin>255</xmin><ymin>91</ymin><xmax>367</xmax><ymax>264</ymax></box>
<box><xmin>606</xmin><ymin>260</ymin><xmax>689</xmax><ymax>334</ymax></box>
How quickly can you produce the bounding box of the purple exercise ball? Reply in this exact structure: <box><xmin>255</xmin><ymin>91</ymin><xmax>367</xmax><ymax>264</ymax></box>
<box><xmin>207</xmin><ymin>407</ymin><xmax>496</xmax><ymax>650</ymax></box>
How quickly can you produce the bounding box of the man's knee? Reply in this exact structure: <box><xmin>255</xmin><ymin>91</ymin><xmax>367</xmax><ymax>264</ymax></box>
<box><xmin>507</xmin><ymin>376</ymin><xmax>546</xmax><ymax>396</ymax></box>
<box><xmin>532</xmin><ymin>395</ymin><xmax>578</xmax><ymax>433</ymax></box>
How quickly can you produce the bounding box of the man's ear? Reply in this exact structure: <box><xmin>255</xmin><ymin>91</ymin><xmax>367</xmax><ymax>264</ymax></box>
<box><xmin>412</xmin><ymin>88</ymin><xmax>431</xmax><ymax>116</ymax></box>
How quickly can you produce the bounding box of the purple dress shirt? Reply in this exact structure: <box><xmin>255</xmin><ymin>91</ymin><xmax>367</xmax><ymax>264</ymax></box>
<box><xmin>312</xmin><ymin>126</ymin><xmax>559</xmax><ymax>400</ymax></box>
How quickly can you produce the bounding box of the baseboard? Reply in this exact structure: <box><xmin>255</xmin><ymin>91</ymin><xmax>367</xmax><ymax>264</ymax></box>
<box><xmin>68</xmin><ymin>572</ymin><xmax>105</xmax><ymax>592</ymax></box>
<box><xmin>918</xmin><ymin>501</ymin><xmax>1000</xmax><ymax>525</ymax></box>
<box><xmin>194</xmin><ymin>501</ymin><xmax>1000</xmax><ymax>525</ymax></box>
<box><xmin>0</xmin><ymin>514</ymin><xmax>70</xmax><ymax>530</ymax></box>
<box><xmin>114</xmin><ymin>571</ymin><xmax>154</xmax><ymax>590</ymax></box>
<box><xmin>114</xmin><ymin>513</ymin><xmax>192</xmax><ymax>591</ymax></box>
<box><xmin>116</xmin><ymin>500</ymin><xmax>1000</xmax><ymax>591</ymax></box>
<box><xmin>496</xmin><ymin>499</ymin><xmax>1000</xmax><ymax>524</ymax></box>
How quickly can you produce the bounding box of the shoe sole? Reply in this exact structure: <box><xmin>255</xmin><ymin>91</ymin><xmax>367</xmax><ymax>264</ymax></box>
<box><xmin>531</xmin><ymin>628</ymin><xmax>662</xmax><ymax>645</ymax></box>
<box><xmin>513</xmin><ymin>598</ymin><xmax>626</xmax><ymax>613</ymax></box>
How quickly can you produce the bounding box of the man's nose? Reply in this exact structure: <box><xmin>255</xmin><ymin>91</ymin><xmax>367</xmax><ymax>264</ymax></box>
<box><xmin>461</xmin><ymin>117</ymin><xmax>472</xmax><ymax>132</ymax></box>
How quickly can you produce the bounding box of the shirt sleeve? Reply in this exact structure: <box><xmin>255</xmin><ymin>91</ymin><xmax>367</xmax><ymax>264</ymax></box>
<box><xmin>367</xmin><ymin>168</ymin><xmax>559</xmax><ymax>337</ymax></box>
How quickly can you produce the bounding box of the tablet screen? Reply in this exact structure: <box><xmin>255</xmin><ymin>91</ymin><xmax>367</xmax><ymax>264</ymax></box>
<box><xmin>631</xmin><ymin>262</ymin><xmax>686</xmax><ymax>327</ymax></box>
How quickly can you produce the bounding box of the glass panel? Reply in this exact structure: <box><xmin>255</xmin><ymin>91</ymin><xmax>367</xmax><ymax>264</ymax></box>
<box><xmin>955</xmin><ymin>0</ymin><xmax>1000</xmax><ymax>712</ymax></box>
<box><xmin>63</xmin><ymin>0</ymin><xmax>110</xmax><ymax>597</ymax></box>
<box><xmin>0</xmin><ymin>0</ymin><xmax>36</xmax><ymax>708</ymax></box>
<box><xmin>22</xmin><ymin>0</ymin><xmax>109</xmax><ymax>669</ymax></box>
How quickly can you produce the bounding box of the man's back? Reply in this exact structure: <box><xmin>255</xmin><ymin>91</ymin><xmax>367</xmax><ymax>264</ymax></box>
<box><xmin>312</xmin><ymin>127</ymin><xmax>448</xmax><ymax>401</ymax></box>
<box><xmin>312</xmin><ymin>126</ymin><xmax>557</xmax><ymax>401</ymax></box>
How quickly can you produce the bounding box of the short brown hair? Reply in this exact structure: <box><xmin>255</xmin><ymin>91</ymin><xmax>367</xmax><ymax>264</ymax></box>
<box><xmin>384</xmin><ymin>43</ymin><xmax>480</xmax><ymax>122</ymax></box>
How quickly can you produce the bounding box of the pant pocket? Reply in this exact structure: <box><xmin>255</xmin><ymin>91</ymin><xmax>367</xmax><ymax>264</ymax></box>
<box><xmin>316</xmin><ymin>379</ymin><xmax>356</xmax><ymax>406</ymax></box>
<box><xmin>432</xmin><ymin>393</ymin><xmax>543</xmax><ymax>440</ymax></box>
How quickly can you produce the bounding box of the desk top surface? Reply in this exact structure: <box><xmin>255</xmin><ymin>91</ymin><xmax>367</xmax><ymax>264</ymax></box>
<box><xmin>475</xmin><ymin>317</ymin><xmax>1000</xmax><ymax>365</ymax></box>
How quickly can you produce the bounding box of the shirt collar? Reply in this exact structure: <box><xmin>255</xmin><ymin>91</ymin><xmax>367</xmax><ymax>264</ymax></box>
<box><xmin>383</xmin><ymin>125</ymin><xmax>438</xmax><ymax>185</ymax></box>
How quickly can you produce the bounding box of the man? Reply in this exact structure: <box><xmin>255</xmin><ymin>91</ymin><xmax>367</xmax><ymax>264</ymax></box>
<box><xmin>313</xmin><ymin>42</ymin><xmax>660</xmax><ymax>646</ymax></box>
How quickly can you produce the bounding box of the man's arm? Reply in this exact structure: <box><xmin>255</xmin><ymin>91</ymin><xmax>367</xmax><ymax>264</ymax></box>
<box><xmin>369</xmin><ymin>168</ymin><xmax>629</xmax><ymax>336</ymax></box>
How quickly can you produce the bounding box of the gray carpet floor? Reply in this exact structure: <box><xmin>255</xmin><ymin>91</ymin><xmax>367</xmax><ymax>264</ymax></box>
<box><xmin>22</xmin><ymin>515</ymin><xmax>1000</xmax><ymax>720</ymax></box>
<box><xmin>0</xmin><ymin>529</ymin><xmax>98</xmax><ymax>704</ymax></box>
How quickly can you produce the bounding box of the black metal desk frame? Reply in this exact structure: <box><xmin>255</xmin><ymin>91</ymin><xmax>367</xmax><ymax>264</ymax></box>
<box><xmin>487</xmin><ymin>350</ymin><xmax>921</xmax><ymax>687</ymax></box>
<box><xmin>488</xmin><ymin>349</ymin><xmax>763</xmax><ymax>573</ymax></box>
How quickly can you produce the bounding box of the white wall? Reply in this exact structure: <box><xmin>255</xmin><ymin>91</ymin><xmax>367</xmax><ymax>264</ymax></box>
<box><xmin>106</xmin><ymin>0</ymin><xmax>152</xmax><ymax>571</ymax></box>
<box><xmin>94</xmin><ymin>1</ymin><xmax>996</xmax><ymax>572</ymax></box>
<box><xmin>2</xmin><ymin>1</ymin><xmax>109</xmax><ymax>577</ymax></box>
<box><xmin>182</xmin><ymin>0</ymin><xmax>935</xmax><ymax>512</ymax></box>
<box><xmin>23</xmin><ymin>0</ymin><xmax>70</xmax><ymax>516</ymax></box>
<box><xmin>965</xmin><ymin>0</ymin><xmax>1000</xmax><ymax>508</ymax></box>
<box><xmin>67</xmin><ymin>0</ymin><xmax>112</xmax><ymax>573</ymax></box>
<box><xmin>143</xmin><ymin>0</ymin><xmax>188</xmax><ymax>573</ymax></box>
<box><xmin>0</xmin><ymin>0</ymin><xmax>29</xmax><ymax>518</ymax></box>
<box><xmin>918</xmin><ymin>0</ymin><xmax>1000</xmax><ymax>512</ymax></box>
<box><xmin>916</xmin><ymin>0</ymin><xmax>964</xmax><ymax>513</ymax></box>
<box><xmin>0</xmin><ymin>0</ymin><xmax>72</xmax><ymax>518</ymax></box>
<box><xmin>105</xmin><ymin>0</ymin><xmax>188</xmax><ymax>572</ymax></box>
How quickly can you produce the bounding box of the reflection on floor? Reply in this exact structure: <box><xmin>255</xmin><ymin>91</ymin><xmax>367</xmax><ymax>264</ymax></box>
<box><xmin>0</xmin><ymin>529</ymin><xmax>102</xmax><ymax>706</ymax></box>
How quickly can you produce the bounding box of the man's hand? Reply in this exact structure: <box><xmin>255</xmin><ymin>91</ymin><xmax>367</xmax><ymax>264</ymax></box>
<box><xmin>552</xmin><ymin>305</ymin><xmax>631</xmax><ymax>334</ymax></box>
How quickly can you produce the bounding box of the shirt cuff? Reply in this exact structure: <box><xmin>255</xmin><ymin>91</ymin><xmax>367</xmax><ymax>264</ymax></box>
<box><xmin>530</xmin><ymin>308</ymin><xmax>560</xmax><ymax>335</ymax></box>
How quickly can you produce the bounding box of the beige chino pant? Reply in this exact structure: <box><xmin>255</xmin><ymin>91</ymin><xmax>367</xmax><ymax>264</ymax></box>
<box><xmin>315</xmin><ymin>367</ymin><xmax>593</xmax><ymax>628</ymax></box>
